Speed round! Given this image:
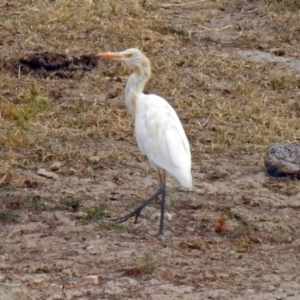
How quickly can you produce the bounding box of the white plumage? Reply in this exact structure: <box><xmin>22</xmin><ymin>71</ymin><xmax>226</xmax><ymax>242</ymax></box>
<box><xmin>97</xmin><ymin>48</ymin><xmax>192</xmax><ymax>236</ymax></box>
<box><xmin>135</xmin><ymin>93</ymin><xmax>192</xmax><ymax>189</ymax></box>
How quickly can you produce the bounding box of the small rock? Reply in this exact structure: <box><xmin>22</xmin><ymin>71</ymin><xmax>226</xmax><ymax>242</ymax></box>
<box><xmin>204</xmin><ymin>271</ymin><xmax>215</xmax><ymax>280</ymax></box>
<box><xmin>33</xmin><ymin>275</ymin><xmax>47</xmax><ymax>284</ymax></box>
<box><xmin>50</xmin><ymin>162</ymin><xmax>62</xmax><ymax>171</ymax></box>
<box><xmin>264</xmin><ymin>143</ymin><xmax>300</xmax><ymax>178</ymax></box>
<box><xmin>84</xmin><ymin>275</ymin><xmax>99</xmax><ymax>285</ymax></box>
<box><xmin>151</xmin><ymin>212</ymin><xmax>172</xmax><ymax>221</ymax></box>
<box><xmin>86</xmin><ymin>245</ymin><xmax>98</xmax><ymax>255</ymax></box>
<box><xmin>62</xmin><ymin>269</ymin><xmax>73</xmax><ymax>276</ymax></box>
<box><xmin>88</xmin><ymin>156</ymin><xmax>101</xmax><ymax>163</ymax></box>
<box><xmin>30</xmin><ymin>7</ymin><xmax>40</xmax><ymax>12</ymax></box>
<box><xmin>270</xmin><ymin>48</ymin><xmax>285</xmax><ymax>56</ymax></box>
<box><xmin>257</xmin><ymin>44</ymin><xmax>267</xmax><ymax>51</ymax></box>
<box><xmin>0</xmin><ymin>275</ymin><xmax>6</xmax><ymax>283</ymax></box>
<box><xmin>74</xmin><ymin>211</ymin><xmax>88</xmax><ymax>219</ymax></box>
<box><xmin>267</xmin><ymin>285</ymin><xmax>276</xmax><ymax>292</ymax></box>
<box><xmin>165</xmin><ymin>212</ymin><xmax>172</xmax><ymax>221</ymax></box>
<box><xmin>242</xmin><ymin>195</ymin><xmax>260</xmax><ymax>206</ymax></box>
<box><xmin>37</xmin><ymin>168</ymin><xmax>58</xmax><ymax>180</ymax></box>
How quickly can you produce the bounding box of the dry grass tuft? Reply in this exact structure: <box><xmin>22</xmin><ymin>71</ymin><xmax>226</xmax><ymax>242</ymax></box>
<box><xmin>267</xmin><ymin>0</ymin><xmax>300</xmax><ymax>10</ymax></box>
<box><xmin>120</xmin><ymin>254</ymin><xmax>156</xmax><ymax>278</ymax></box>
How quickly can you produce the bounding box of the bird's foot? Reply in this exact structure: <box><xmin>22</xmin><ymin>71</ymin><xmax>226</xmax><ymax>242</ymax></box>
<box><xmin>157</xmin><ymin>231</ymin><xmax>164</xmax><ymax>237</ymax></box>
<box><xmin>114</xmin><ymin>207</ymin><xmax>143</xmax><ymax>224</ymax></box>
<box><xmin>114</xmin><ymin>186</ymin><xmax>165</xmax><ymax>230</ymax></box>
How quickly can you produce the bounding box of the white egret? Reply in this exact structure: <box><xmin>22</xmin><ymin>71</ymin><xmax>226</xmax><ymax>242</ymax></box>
<box><xmin>97</xmin><ymin>48</ymin><xmax>192</xmax><ymax>236</ymax></box>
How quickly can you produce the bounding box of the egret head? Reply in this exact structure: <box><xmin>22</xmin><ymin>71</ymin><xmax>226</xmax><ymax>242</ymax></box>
<box><xmin>97</xmin><ymin>48</ymin><xmax>150</xmax><ymax>71</ymax></box>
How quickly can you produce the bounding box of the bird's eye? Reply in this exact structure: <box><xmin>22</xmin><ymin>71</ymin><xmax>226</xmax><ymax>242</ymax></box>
<box><xmin>127</xmin><ymin>53</ymin><xmax>133</xmax><ymax>58</ymax></box>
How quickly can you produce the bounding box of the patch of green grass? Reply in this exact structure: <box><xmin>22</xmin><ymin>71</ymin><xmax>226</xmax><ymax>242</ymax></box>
<box><xmin>138</xmin><ymin>0</ymin><xmax>147</xmax><ymax>9</ymax></box>
<box><xmin>268</xmin><ymin>0</ymin><xmax>300</xmax><ymax>11</ymax></box>
<box><xmin>8</xmin><ymin>83</ymin><xmax>48</xmax><ymax>127</ymax></box>
<box><xmin>0</xmin><ymin>82</ymin><xmax>49</xmax><ymax>155</ymax></box>
<box><xmin>269</xmin><ymin>72</ymin><xmax>300</xmax><ymax>91</ymax></box>
<box><xmin>151</xmin><ymin>25</ymin><xmax>188</xmax><ymax>36</ymax></box>
<box><xmin>138</xmin><ymin>253</ymin><xmax>155</xmax><ymax>275</ymax></box>
<box><xmin>60</xmin><ymin>197</ymin><xmax>80</xmax><ymax>211</ymax></box>
<box><xmin>107</xmin><ymin>0</ymin><xmax>120</xmax><ymax>15</ymax></box>
<box><xmin>22</xmin><ymin>195</ymin><xmax>53</xmax><ymax>211</ymax></box>
<box><xmin>206</xmin><ymin>169</ymin><xmax>229</xmax><ymax>181</ymax></box>
<box><xmin>271</xmin><ymin>225</ymin><xmax>296</xmax><ymax>244</ymax></box>
<box><xmin>229</xmin><ymin>212</ymin><xmax>249</xmax><ymax>227</ymax></box>
<box><xmin>81</xmin><ymin>205</ymin><xmax>108</xmax><ymax>223</ymax></box>
<box><xmin>0</xmin><ymin>210</ymin><xmax>20</xmax><ymax>224</ymax></box>
<box><xmin>102</xmin><ymin>221</ymin><xmax>133</xmax><ymax>232</ymax></box>
<box><xmin>22</xmin><ymin>195</ymin><xmax>82</xmax><ymax>212</ymax></box>
<box><xmin>231</xmin><ymin>82</ymin><xmax>255</xmax><ymax>95</ymax></box>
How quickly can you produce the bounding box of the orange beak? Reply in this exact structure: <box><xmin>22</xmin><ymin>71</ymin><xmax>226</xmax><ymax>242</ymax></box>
<box><xmin>96</xmin><ymin>52</ymin><xmax>124</xmax><ymax>59</ymax></box>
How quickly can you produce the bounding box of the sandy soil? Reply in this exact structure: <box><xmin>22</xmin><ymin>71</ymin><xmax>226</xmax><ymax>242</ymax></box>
<box><xmin>1</xmin><ymin>1</ymin><xmax>300</xmax><ymax>299</ymax></box>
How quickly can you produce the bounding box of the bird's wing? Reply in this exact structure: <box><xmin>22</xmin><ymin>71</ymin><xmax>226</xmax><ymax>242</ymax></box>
<box><xmin>135</xmin><ymin>94</ymin><xmax>192</xmax><ymax>188</ymax></box>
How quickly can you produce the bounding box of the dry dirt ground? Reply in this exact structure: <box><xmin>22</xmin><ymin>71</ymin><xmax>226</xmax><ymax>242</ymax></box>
<box><xmin>1</xmin><ymin>0</ymin><xmax>300</xmax><ymax>299</ymax></box>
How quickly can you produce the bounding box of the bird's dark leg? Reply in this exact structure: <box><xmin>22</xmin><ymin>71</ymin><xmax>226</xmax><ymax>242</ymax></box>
<box><xmin>116</xmin><ymin>169</ymin><xmax>167</xmax><ymax>236</ymax></box>
<box><xmin>158</xmin><ymin>170</ymin><xmax>166</xmax><ymax>236</ymax></box>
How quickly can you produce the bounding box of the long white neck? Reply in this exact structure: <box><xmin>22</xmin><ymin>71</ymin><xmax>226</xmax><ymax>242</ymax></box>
<box><xmin>125</xmin><ymin>60</ymin><xmax>151</xmax><ymax>117</ymax></box>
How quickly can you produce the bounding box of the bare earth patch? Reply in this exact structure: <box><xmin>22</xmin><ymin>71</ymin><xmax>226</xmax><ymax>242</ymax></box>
<box><xmin>3</xmin><ymin>51</ymin><xmax>98</xmax><ymax>78</ymax></box>
<box><xmin>1</xmin><ymin>0</ymin><xmax>300</xmax><ymax>299</ymax></box>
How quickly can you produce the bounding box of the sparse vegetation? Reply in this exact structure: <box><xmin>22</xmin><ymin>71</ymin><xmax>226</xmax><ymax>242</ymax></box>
<box><xmin>22</xmin><ymin>195</ymin><xmax>53</xmax><ymax>210</ymax></box>
<box><xmin>0</xmin><ymin>209</ymin><xmax>20</xmax><ymax>224</ymax></box>
<box><xmin>121</xmin><ymin>254</ymin><xmax>156</xmax><ymax>278</ymax></box>
<box><xmin>60</xmin><ymin>197</ymin><xmax>80</xmax><ymax>211</ymax></box>
<box><xmin>267</xmin><ymin>0</ymin><xmax>300</xmax><ymax>10</ymax></box>
<box><xmin>81</xmin><ymin>205</ymin><xmax>108</xmax><ymax>223</ymax></box>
